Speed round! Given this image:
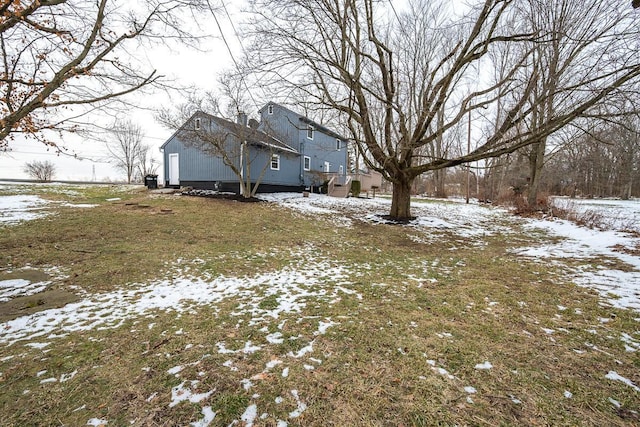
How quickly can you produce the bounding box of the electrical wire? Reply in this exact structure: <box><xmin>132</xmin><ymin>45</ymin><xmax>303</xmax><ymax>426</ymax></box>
<box><xmin>206</xmin><ymin>0</ymin><xmax>260</xmax><ymax>111</ymax></box>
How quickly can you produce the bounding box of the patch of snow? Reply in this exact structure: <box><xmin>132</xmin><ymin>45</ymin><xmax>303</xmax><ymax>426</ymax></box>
<box><xmin>288</xmin><ymin>341</ymin><xmax>314</xmax><ymax>358</ymax></box>
<box><xmin>240</xmin><ymin>404</ymin><xmax>258</xmax><ymax>427</ymax></box>
<box><xmin>0</xmin><ymin>195</ymin><xmax>50</xmax><ymax>224</ymax></box>
<box><xmin>515</xmin><ymin>217</ymin><xmax>640</xmax><ymax>311</ymax></box>
<box><xmin>24</xmin><ymin>342</ymin><xmax>50</xmax><ymax>349</ymax></box>
<box><xmin>191</xmin><ymin>406</ymin><xmax>216</xmax><ymax>427</ymax></box>
<box><xmin>0</xmin><ymin>278</ymin><xmax>50</xmax><ymax>302</ymax></box>
<box><xmin>167</xmin><ymin>365</ymin><xmax>184</xmax><ymax>375</ymax></box>
<box><xmin>564</xmin><ymin>390</ymin><xmax>573</xmax><ymax>399</ymax></box>
<box><xmin>266</xmin><ymin>332</ymin><xmax>284</xmax><ymax>344</ymax></box>
<box><xmin>474</xmin><ymin>361</ymin><xmax>493</xmax><ymax>370</ymax></box>
<box><xmin>169</xmin><ymin>381</ymin><xmax>213</xmax><ymax>408</ymax></box>
<box><xmin>60</xmin><ymin>370</ymin><xmax>77</xmax><ymax>382</ymax></box>
<box><xmin>464</xmin><ymin>386</ymin><xmax>477</xmax><ymax>394</ymax></box>
<box><xmin>1</xmin><ymin>250</ymin><xmax>359</xmax><ymax>346</ymax></box>
<box><xmin>609</xmin><ymin>397</ymin><xmax>622</xmax><ymax>408</ymax></box>
<box><xmin>509</xmin><ymin>395</ymin><xmax>522</xmax><ymax>404</ymax></box>
<box><xmin>605</xmin><ymin>371</ymin><xmax>640</xmax><ymax>392</ymax></box>
<box><xmin>86</xmin><ymin>418</ymin><xmax>108</xmax><ymax>426</ymax></box>
<box><xmin>282</xmin><ymin>367</ymin><xmax>289</xmax><ymax>378</ymax></box>
<box><xmin>315</xmin><ymin>320</ymin><xmax>338</xmax><ymax>335</ymax></box>
<box><xmin>265</xmin><ymin>359</ymin><xmax>283</xmax><ymax>369</ymax></box>
<box><xmin>435</xmin><ymin>367</ymin><xmax>454</xmax><ymax>379</ymax></box>
<box><xmin>288</xmin><ymin>390</ymin><xmax>307</xmax><ymax>419</ymax></box>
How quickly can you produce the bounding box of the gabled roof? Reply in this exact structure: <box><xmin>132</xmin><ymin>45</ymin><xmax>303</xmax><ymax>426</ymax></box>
<box><xmin>161</xmin><ymin>111</ymin><xmax>299</xmax><ymax>155</ymax></box>
<box><xmin>261</xmin><ymin>102</ymin><xmax>348</xmax><ymax>141</ymax></box>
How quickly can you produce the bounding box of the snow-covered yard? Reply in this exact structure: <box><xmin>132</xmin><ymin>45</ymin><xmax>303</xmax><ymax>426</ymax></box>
<box><xmin>1</xmin><ymin>186</ymin><xmax>639</xmax><ymax>426</ymax></box>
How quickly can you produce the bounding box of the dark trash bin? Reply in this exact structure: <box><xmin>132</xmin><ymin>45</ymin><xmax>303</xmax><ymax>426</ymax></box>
<box><xmin>144</xmin><ymin>174</ymin><xmax>158</xmax><ymax>189</ymax></box>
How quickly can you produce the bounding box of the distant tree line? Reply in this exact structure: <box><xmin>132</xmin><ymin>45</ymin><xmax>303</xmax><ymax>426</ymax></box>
<box><xmin>415</xmin><ymin>117</ymin><xmax>640</xmax><ymax>201</ymax></box>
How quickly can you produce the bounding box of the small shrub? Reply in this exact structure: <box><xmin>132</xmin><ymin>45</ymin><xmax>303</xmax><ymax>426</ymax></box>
<box><xmin>351</xmin><ymin>180</ymin><xmax>361</xmax><ymax>197</ymax></box>
<box><xmin>321</xmin><ymin>180</ymin><xmax>329</xmax><ymax>194</ymax></box>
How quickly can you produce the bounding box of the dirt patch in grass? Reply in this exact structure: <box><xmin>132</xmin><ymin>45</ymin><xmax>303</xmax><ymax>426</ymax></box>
<box><xmin>0</xmin><ymin>289</ymin><xmax>78</xmax><ymax>322</ymax></box>
<box><xmin>0</xmin><ymin>269</ymin><xmax>50</xmax><ymax>283</ymax></box>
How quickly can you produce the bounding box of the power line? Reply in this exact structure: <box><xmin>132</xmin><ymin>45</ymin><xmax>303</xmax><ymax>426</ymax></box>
<box><xmin>2</xmin><ymin>150</ymin><xmax>111</xmax><ymax>162</ymax></box>
<box><xmin>207</xmin><ymin>0</ymin><xmax>261</xmax><ymax>111</ymax></box>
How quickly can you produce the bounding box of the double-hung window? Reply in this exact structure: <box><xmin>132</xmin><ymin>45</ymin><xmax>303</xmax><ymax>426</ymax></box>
<box><xmin>271</xmin><ymin>154</ymin><xmax>280</xmax><ymax>170</ymax></box>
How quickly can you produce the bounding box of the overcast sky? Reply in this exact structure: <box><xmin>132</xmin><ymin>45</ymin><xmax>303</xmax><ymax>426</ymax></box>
<box><xmin>0</xmin><ymin>3</ymin><xmax>242</xmax><ymax>183</ymax></box>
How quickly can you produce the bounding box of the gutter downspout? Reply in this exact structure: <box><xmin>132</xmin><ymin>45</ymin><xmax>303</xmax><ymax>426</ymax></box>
<box><xmin>240</xmin><ymin>141</ymin><xmax>245</xmax><ymax>196</ymax></box>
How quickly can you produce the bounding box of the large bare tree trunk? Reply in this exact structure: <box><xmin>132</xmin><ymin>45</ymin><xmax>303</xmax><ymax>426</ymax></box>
<box><xmin>434</xmin><ymin>169</ymin><xmax>447</xmax><ymax>198</ymax></box>
<box><xmin>390</xmin><ymin>178</ymin><xmax>413</xmax><ymax>219</ymax></box>
<box><xmin>527</xmin><ymin>138</ymin><xmax>546</xmax><ymax>207</ymax></box>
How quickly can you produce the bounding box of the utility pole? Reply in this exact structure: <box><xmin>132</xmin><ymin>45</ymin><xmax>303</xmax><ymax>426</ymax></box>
<box><xmin>466</xmin><ymin>109</ymin><xmax>471</xmax><ymax>204</ymax></box>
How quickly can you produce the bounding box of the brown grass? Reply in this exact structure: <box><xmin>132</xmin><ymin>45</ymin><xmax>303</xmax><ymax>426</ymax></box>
<box><xmin>0</xmin><ymin>185</ymin><xmax>639</xmax><ymax>426</ymax></box>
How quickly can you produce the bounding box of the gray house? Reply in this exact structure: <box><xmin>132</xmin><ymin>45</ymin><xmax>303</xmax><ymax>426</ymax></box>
<box><xmin>160</xmin><ymin>102</ymin><xmax>349</xmax><ymax>194</ymax></box>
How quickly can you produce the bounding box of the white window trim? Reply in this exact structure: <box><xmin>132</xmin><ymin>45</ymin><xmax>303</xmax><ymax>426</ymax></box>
<box><xmin>307</xmin><ymin>125</ymin><xmax>314</xmax><ymax>140</ymax></box>
<box><xmin>336</xmin><ymin>139</ymin><xmax>341</xmax><ymax>150</ymax></box>
<box><xmin>304</xmin><ymin>156</ymin><xmax>311</xmax><ymax>171</ymax></box>
<box><xmin>194</xmin><ymin>117</ymin><xmax>201</xmax><ymax>130</ymax></box>
<box><xmin>271</xmin><ymin>154</ymin><xmax>280</xmax><ymax>171</ymax></box>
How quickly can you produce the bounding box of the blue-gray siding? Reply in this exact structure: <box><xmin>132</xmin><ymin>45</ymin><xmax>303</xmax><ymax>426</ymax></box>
<box><xmin>259</xmin><ymin>103</ymin><xmax>348</xmax><ymax>188</ymax></box>
<box><xmin>162</xmin><ymin>106</ymin><xmax>348</xmax><ymax>191</ymax></box>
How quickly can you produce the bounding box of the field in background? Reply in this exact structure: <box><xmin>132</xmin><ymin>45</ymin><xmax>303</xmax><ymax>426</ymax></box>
<box><xmin>552</xmin><ymin>197</ymin><xmax>640</xmax><ymax>234</ymax></box>
<box><xmin>0</xmin><ymin>184</ymin><xmax>639</xmax><ymax>426</ymax></box>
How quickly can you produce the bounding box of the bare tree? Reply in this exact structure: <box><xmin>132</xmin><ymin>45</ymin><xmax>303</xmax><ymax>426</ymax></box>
<box><xmin>23</xmin><ymin>160</ymin><xmax>55</xmax><ymax>182</ymax></box>
<box><xmin>105</xmin><ymin>120</ymin><xmax>144</xmax><ymax>184</ymax></box>
<box><xmin>246</xmin><ymin>0</ymin><xmax>640</xmax><ymax>219</ymax></box>
<box><xmin>135</xmin><ymin>144</ymin><xmax>159</xmax><ymax>181</ymax></box>
<box><xmin>0</xmin><ymin>0</ymin><xmax>209</xmax><ymax>149</ymax></box>
<box><xmin>513</xmin><ymin>0</ymin><xmax>640</xmax><ymax>208</ymax></box>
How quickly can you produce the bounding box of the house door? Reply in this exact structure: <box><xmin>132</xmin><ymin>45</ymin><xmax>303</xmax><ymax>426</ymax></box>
<box><xmin>339</xmin><ymin>165</ymin><xmax>344</xmax><ymax>175</ymax></box>
<box><xmin>169</xmin><ymin>153</ymin><xmax>179</xmax><ymax>186</ymax></box>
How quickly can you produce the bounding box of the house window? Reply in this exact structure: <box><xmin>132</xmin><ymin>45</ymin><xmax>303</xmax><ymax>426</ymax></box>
<box><xmin>307</xmin><ymin>125</ymin><xmax>314</xmax><ymax>140</ymax></box>
<box><xmin>268</xmin><ymin>104</ymin><xmax>273</xmax><ymax>115</ymax></box>
<box><xmin>271</xmin><ymin>154</ymin><xmax>280</xmax><ymax>170</ymax></box>
<box><xmin>323</xmin><ymin>161</ymin><xmax>330</xmax><ymax>173</ymax></box>
<box><xmin>195</xmin><ymin>117</ymin><xmax>201</xmax><ymax>130</ymax></box>
<box><xmin>304</xmin><ymin>156</ymin><xmax>311</xmax><ymax>171</ymax></box>
<box><xmin>336</xmin><ymin>139</ymin><xmax>341</xmax><ymax>150</ymax></box>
